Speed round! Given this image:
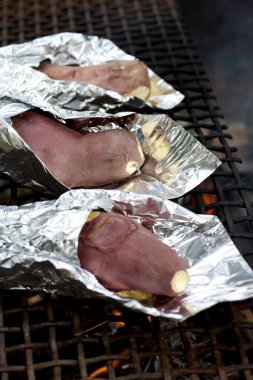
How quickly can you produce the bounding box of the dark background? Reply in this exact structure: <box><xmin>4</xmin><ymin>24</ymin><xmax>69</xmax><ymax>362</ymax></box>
<box><xmin>179</xmin><ymin>0</ymin><xmax>253</xmax><ymax>193</ymax></box>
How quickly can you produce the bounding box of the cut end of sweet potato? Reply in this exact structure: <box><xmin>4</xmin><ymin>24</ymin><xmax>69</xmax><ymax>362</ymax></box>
<box><xmin>123</xmin><ymin>84</ymin><xmax>151</xmax><ymax>101</ymax></box>
<box><xmin>116</xmin><ymin>289</ymin><xmax>155</xmax><ymax>306</ymax></box>
<box><xmin>86</xmin><ymin>211</ymin><xmax>101</xmax><ymax>223</ymax></box>
<box><xmin>125</xmin><ymin>160</ymin><xmax>140</xmax><ymax>175</ymax></box>
<box><xmin>171</xmin><ymin>270</ymin><xmax>189</xmax><ymax>294</ymax></box>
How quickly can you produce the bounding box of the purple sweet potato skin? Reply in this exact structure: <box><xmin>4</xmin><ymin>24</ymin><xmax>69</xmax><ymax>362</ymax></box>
<box><xmin>11</xmin><ymin>111</ymin><xmax>144</xmax><ymax>188</ymax></box>
<box><xmin>78</xmin><ymin>212</ymin><xmax>188</xmax><ymax>297</ymax></box>
<box><xmin>37</xmin><ymin>60</ymin><xmax>150</xmax><ymax>97</ymax></box>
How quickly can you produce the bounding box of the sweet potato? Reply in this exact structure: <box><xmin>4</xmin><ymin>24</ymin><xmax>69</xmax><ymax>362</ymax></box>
<box><xmin>36</xmin><ymin>59</ymin><xmax>151</xmax><ymax>100</ymax></box>
<box><xmin>78</xmin><ymin>212</ymin><xmax>189</xmax><ymax>298</ymax></box>
<box><xmin>11</xmin><ymin>111</ymin><xmax>145</xmax><ymax>188</ymax></box>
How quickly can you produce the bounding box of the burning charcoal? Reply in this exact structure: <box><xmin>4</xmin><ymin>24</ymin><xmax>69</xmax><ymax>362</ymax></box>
<box><xmin>78</xmin><ymin>211</ymin><xmax>189</xmax><ymax>299</ymax></box>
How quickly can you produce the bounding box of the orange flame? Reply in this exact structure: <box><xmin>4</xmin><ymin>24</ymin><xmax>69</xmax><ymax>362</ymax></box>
<box><xmin>201</xmin><ymin>193</ymin><xmax>215</xmax><ymax>215</ymax></box>
<box><xmin>88</xmin><ymin>348</ymin><xmax>129</xmax><ymax>379</ymax></box>
<box><xmin>189</xmin><ymin>182</ymin><xmax>216</xmax><ymax>215</ymax></box>
<box><xmin>147</xmin><ymin>315</ymin><xmax>152</xmax><ymax>323</ymax></box>
<box><xmin>112</xmin><ymin>307</ymin><xmax>125</xmax><ymax>327</ymax></box>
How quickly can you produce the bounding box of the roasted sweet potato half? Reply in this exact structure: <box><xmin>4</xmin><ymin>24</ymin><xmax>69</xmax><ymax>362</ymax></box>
<box><xmin>78</xmin><ymin>212</ymin><xmax>189</xmax><ymax>298</ymax></box>
<box><xmin>36</xmin><ymin>59</ymin><xmax>151</xmax><ymax>100</ymax></box>
<box><xmin>11</xmin><ymin>111</ymin><xmax>145</xmax><ymax>188</ymax></box>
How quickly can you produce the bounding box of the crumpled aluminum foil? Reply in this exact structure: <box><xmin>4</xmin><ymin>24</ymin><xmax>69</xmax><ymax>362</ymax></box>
<box><xmin>0</xmin><ymin>111</ymin><xmax>221</xmax><ymax>198</ymax></box>
<box><xmin>0</xmin><ymin>189</ymin><xmax>252</xmax><ymax>321</ymax></box>
<box><xmin>0</xmin><ymin>32</ymin><xmax>184</xmax><ymax>112</ymax></box>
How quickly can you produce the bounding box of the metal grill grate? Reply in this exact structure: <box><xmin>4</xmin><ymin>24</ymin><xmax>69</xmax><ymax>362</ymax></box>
<box><xmin>0</xmin><ymin>0</ymin><xmax>253</xmax><ymax>379</ymax></box>
<box><xmin>1</xmin><ymin>292</ymin><xmax>253</xmax><ymax>380</ymax></box>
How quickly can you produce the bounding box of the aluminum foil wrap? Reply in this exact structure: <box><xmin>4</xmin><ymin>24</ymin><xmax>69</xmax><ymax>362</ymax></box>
<box><xmin>0</xmin><ymin>110</ymin><xmax>221</xmax><ymax>198</ymax></box>
<box><xmin>0</xmin><ymin>32</ymin><xmax>184</xmax><ymax>112</ymax></box>
<box><xmin>0</xmin><ymin>189</ymin><xmax>252</xmax><ymax>321</ymax></box>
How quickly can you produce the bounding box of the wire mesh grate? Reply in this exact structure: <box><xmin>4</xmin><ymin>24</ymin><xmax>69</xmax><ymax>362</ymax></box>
<box><xmin>0</xmin><ymin>292</ymin><xmax>253</xmax><ymax>379</ymax></box>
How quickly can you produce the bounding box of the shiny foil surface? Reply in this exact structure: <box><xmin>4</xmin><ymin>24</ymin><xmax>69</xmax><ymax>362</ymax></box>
<box><xmin>0</xmin><ymin>111</ymin><xmax>221</xmax><ymax>198</ymax></box>
<box><xmin>0</xmin><ymin>32</ymin><xmax>184</xmax><ymax>112</ymax></box>
<box><xmin>0</xmin><ymin>189</ymin><xmax>252</xmax><ymax>321</ymax></box>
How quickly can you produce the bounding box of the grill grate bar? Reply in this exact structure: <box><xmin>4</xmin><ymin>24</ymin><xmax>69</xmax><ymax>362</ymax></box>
<box><xmin>21</xmin><ymin>299</ymin><xmax>35</xmax><ymax>380</ymax></box>
<box><xmin>71</xmin><ymin>310</ymin><xmax>88</xmax><ymax>379</ymax></box>
<box><xmin>46</xmin><ymin>303</ymin><xmax>62</xmax><ymax>380</ymax></box>
<box><xmin>0</xmin><ymin>297</ymin><xmax>8</xmax><ymax>380</ymax></box>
